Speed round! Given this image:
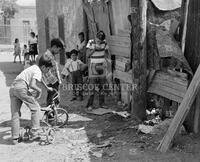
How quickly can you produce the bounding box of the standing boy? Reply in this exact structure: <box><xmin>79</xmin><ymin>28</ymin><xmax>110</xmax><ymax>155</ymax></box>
<box><xmin>40</xmin><ymin>38</ymin><xmax>64</xmax><ymax>106</ymax></box>
<box><xmin>63</xmin><ymin>49</ymin><xmax>84</xmax><ymax>101</ymax></box>
<box><xmin>10</xmin><ymin>57</ymin><xmax>53</xmax><ymax>145</ymax></box>
<box><xmin>77</xmin><ymin>32</ymin><xmax>86</xmax><ymax>63</ymax></box>
<box><xmin>86</xmin><ymin>31</ymin><xmax>110</xmax><ymax>110</ymax></box>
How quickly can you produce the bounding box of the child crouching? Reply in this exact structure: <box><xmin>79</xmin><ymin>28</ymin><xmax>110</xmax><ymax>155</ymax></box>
<box><xmin>10</xmin><ymin>57</ymin><xmax>53</xmax><ymax>145</ymax></box>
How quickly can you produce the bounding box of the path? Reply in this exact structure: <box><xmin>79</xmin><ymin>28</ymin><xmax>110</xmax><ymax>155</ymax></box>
<box><xmin>0</xmin><ymin>51</ymin><xmax>92</xmax><ymax>162</ymax></box>
<box><xmin>0</xmin><ymin>50</ymin><xmax>200</xmax><ymax>162</ymax></box>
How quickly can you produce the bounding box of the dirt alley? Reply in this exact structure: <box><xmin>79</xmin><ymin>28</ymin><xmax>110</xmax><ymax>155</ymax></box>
<box><xmin>0</xmin><ymin>50</ymin><xmax>200</xmax><ymax>162</ymax></box>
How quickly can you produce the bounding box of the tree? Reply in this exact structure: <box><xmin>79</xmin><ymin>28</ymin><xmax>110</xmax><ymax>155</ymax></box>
<box><xmin>0</xmin><ymin>0</ymin><xmax>18</xmax><ymax>20</ymax></box>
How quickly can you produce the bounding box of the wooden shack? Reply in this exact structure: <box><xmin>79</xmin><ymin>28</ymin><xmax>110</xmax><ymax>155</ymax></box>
<box><xmin>36</xmin><ymin>0</ymin><xmax>199</xmax><ymax>122</ymax></box>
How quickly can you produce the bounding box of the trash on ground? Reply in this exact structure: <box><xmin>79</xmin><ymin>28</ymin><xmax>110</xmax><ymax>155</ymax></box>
<box><xmin>87</xmin><ymin>108</ymin><xmax>130</xmax><ymax>118</ymax></box>
<box><xmin>92</xmin><ymin>150</ymin><xmax>103</xmax><ymax>158</ymax></box>
<box><xmin>95</xmin><ymin>140</ymin><xmax>112</xmax><ymax>148</ymax></box>
<box><xmin>138</xmin><ymin>124</ymin><xmax>154</xmax><ymax>134</ymax></box>
<box><xmin>112</xmin><ymin>111</ymin><xmax>131</xmax><ymax>118</ymax></box>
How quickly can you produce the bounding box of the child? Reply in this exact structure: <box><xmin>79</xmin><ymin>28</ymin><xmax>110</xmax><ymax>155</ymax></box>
<box><xmin>28</xmin><ymin>32</ymin><xmax>38</xmax><ymax>62</ymax></box>
<box><xmin>13</xmin><ymin>38</ymin><xmax>22</xmax><ymax>63</ymax></box>
<box><xmin>77</xmin><ymin>32</ymin><xmax>86</xmax><ymax>63</ymax></box>
<box><xmin>10</xmin><ymin>57</ymin><xmax>53</xmax><ymax>145</ymax></box>
<box><xmin>61</xmin><ymin>51</ymin><xmax>72</xmax><ymax>83</ymax></box>
<box><xmin>86</xmin><ymin>30</ymin><xmax>111</xmax><ymax>110</ymax></box>
<box><xmin>40</xmin><ymin>38</ymin><xmax>64</xmax><ymax>106</ymax></box>
<box><xmin>63</xmin><ymin>49</ymin><xmax>84</xmax><ymax>101</ymax></box>
<box><xmin>22</xmin><ymin>44</ymin><xmax>29</xmax><ymax>65</ymax></box>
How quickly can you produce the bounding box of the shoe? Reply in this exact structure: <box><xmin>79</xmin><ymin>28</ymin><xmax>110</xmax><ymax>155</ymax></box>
<box><xmin>12</xmin><ymin>138</ymin><xmax>19</xmax><ymax>145</ymax></box>
<box><xmin>29</xmin><ymin>129</ymin><xmax>41</xmax><ymax>140</ymax></box>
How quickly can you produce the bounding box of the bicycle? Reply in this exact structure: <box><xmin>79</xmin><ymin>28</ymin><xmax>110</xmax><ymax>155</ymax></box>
<box><xmin>19</xmin><ymin>90</ymin><xmax>69</xmax><ymax>144</ymax></box>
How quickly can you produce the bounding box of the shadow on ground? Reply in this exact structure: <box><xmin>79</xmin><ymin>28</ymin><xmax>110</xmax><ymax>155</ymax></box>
<box><xmin>0</xmin><ymin>61</ymin><xmax>23</xmax><ymax>87</ymax></box>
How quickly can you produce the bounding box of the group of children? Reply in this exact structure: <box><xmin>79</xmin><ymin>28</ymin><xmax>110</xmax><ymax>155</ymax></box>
<box><xmin>10</xmin><ymin>38</ymin><xmax>64</xmax><ymax>145</ymax></box>
<box><xmin>61</xmin><ymin>30</ymin><xmax>111</xmax><ymax>110</ymax></box>
<box><xmin>13</xmin><ymin>32</ymin><xmax>38</xmax><ymax>64</ymax></box>
<box><xmin>10</xmin><ymin>30</ymin><xmax>110</xmax><ymax>145</ymax></box>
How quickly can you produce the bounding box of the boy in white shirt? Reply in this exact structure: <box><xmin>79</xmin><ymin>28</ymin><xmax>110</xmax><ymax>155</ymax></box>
<box><xmin>10</xmin><ymin>57</ymin><xmax>53</xmax><ymax>145</ymax></box>
<box><xmin>63</xmin><ymin>49</ymin><xmax>84</xmax><ymax>101</ymax></box>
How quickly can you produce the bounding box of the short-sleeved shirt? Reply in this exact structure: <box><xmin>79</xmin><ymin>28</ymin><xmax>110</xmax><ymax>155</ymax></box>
<box><xmin>86</xmin><ymin>39</ymin><xmax>108</xmax><ymax>63</ymax></box>
<box><xmin>29</xmin><ymin>37</ymin><xmax>37</xmax><ymax>44</ymax></box>
<box><xmin>42</xmin><ymin>50</ymin><xmax>59</xmax><ymax>85</ymax></box>
<box><xmin>77</xmin><ymin>40</ymin><xmax>86</xmax><ymax>51</ymax></box>
<box><xmin>15</xmin><ymin>65</ymin><xmax>42</xmax><ymax>87</ymax></box>
<box><xmin>64</xmin><ymin>59</ymin><xmax>83</xmax><ymax>72</ymax></box>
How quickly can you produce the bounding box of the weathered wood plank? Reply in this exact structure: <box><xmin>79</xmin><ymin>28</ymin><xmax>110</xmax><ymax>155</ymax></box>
<box><xmin>118</xmin><ymin>29</ymin><xmax>130</xmax><ymax>37</ymax></box>
<box><xmin>152</xmin><ymin>79</ymin><xmax>187</xmax><ymax>94</ymax></box>
<box><xmin>113</xmin><ymin>70</ymin><xmax>132</xmax><ymax>84</ymax></box>
<box><xmin>149</xmin><ymin>83</ymin><xmax>186</xmax><ymax>99</ymax></box>
<box><xmin>107</xmin><ymin>35</ymin><xmax>130</xmax><ymax>47</ymax></box>
<box><xmin>155</xmin><ymin>72</ymin><xmax>188</xmax><ymax>86</ymax></box>
<box><xmin>181</xmin><ymin>0</ymin><xmax>190</xmax><ymax>53</ymax></box>
<box><xmin>154</xmin><ymin>75</ymin><xmax>188</xmax><ymax>90</ymax></box>
<box><xmin>157</xmin><ymin>63</ymin><xmax>200</xmax><ymax>152</ymax></box>
<box><xmin>148</xmin><ymin>86</ymin><xmax>183</xmax><ymax>103</ymax></box>
<box><xmin>131</xmin><ymin>0</ymin><xmax>147</xmax><ymax>120</ymax></box>
<box><xmin>194</xmin><ymin>91</ymin><xmax>200</xmax><ymax>133</ymax></box>
<box><xmin>109</xmin><ymin>44</ymin><xmax>130</xmax><ymax>57</ymax></box>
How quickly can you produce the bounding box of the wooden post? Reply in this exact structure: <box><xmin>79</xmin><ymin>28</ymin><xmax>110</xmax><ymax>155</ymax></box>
<box><xmin>157</xmin><ymin>64</ymin><xmax>200</xmax><ymax>152</ymax></box>
<box><xmin>130</xmin><ymin>0</ymin><xmax>147</xmax><ymax>120</ymax></box>
<box><xmin>181</xmin><ymin>0</ymin><xmax>190</xmax><ymax>53</ymax></box>
<box><xmin>194</xmin><ymin>92</ymin><xmax>200</xmax><ymax>133</ymax></box>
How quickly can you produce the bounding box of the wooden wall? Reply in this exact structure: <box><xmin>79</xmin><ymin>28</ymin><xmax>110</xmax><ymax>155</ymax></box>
<box><xmin>83</xmin><ymin>0</ymin><xmax>131</xmax><ymax>58</ymax></box>
<box><xmin>184</xmin><ymin>0</ymin><xmax>200</xmax><ymax>132</ymax></box>
<box><xmin>185</xmin><ymin>0</ymin><xmax>200</xmax><ymax>72</ymax></box>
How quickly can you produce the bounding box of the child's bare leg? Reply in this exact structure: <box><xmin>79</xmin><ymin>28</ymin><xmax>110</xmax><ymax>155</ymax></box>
<box><xmin>19</xmin><ymin>55</ymin><xmax>22</xmax><ymax>63</ymax></box>
<box><xmin>14</xmin><ymin>55</ymin><xmax>17</xmax><ymax>63</ymax></box>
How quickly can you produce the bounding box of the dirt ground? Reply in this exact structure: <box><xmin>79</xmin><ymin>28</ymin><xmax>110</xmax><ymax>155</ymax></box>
<box><xmin>0</xmin><ymin>50</ymin><xmax>200</xmax><ymax>162</ymax></box>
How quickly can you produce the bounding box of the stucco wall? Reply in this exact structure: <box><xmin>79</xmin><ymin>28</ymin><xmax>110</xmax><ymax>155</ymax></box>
<box><xmin>36</xmin><ymin>0</ymin><xmax>83</xmax><ymax>56</ymax></box>
<box><xmin>10</xmin><ymin>6</ymin><xmax>37</xmax><ymax>45</ymax></box>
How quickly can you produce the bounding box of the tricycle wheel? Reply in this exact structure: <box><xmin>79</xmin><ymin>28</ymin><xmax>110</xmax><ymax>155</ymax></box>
<box><xmin>46</xmin><ymin>128</ymin><xmax>55</xmax><ymax>144</ymax></box>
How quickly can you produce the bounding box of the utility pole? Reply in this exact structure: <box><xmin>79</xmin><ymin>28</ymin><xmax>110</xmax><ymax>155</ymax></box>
<box><xmin>130</xmin><ymin>0</ymin><xmax>147</xmax><ymax>120</ymax></box>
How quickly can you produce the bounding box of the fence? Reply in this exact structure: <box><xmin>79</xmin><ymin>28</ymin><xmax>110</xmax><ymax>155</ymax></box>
<box><xmin>0</xmin><ymin>24</ymin><xmax>37</xmax><ymax>45</ymax></box>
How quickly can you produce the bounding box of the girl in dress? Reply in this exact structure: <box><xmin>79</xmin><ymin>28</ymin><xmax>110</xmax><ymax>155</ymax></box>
<box><xmin>13</xmin><ymin>38</ymin><xmax>21</xmax><ymax>63</ymax></box>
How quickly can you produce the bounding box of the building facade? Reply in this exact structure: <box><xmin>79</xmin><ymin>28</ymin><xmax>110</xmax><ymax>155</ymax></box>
<box><xmin>10</xmin><ymin>5</ymin><xmax>37</xmax><ymax>45</ymax></box>
<box><xmin>36</xmin><ymin>0</ymin><xmax>83</xmax><ymax>63</ymax></box>
<box><xmin>0</xmin><ymin>5</ymin><xmax>37</xmax><ymax>45</ymax></box>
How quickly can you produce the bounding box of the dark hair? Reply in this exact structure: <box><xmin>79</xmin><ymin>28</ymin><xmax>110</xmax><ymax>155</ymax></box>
<box><xmin>14</xmin><ymin>38</ymin><xmax>19</xmax><ymax>43</ymax></box>
<box><xmin>24</xmin><ymin>44</ymin><xmax>27</xmax><ymax>48</ymax></box>
<box><xmin>78</xmin><ymin>32</ymin><xmax>84</xmax><ymax>37</ymax></box>
<box><xmin>30</xmin><ymin>32</ymin><xmax>35</xmax><ymax>37</ymax></box>
<box><xmin>96</xmin><ymin>30</ymin><xmax>105</xmax><ymax>41</ymax></box>
<box><xmin>70</xmin><ymin>49</ymin><xmax>78</xmax><ymax>56</ymax></box>
<box><xmin>50</xmin><ymin>38</ymin><xmax>64</xmax><ymax>49</ymax></box>
<box><xmin>38</xmin><ymin>56</ymin><xmax>53</xmax><ymax>67</ymax></box>
<box><xmin>65</xmin><ymin>52</ymin><xmax>71</xmax><ymax>58</ymax></box>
